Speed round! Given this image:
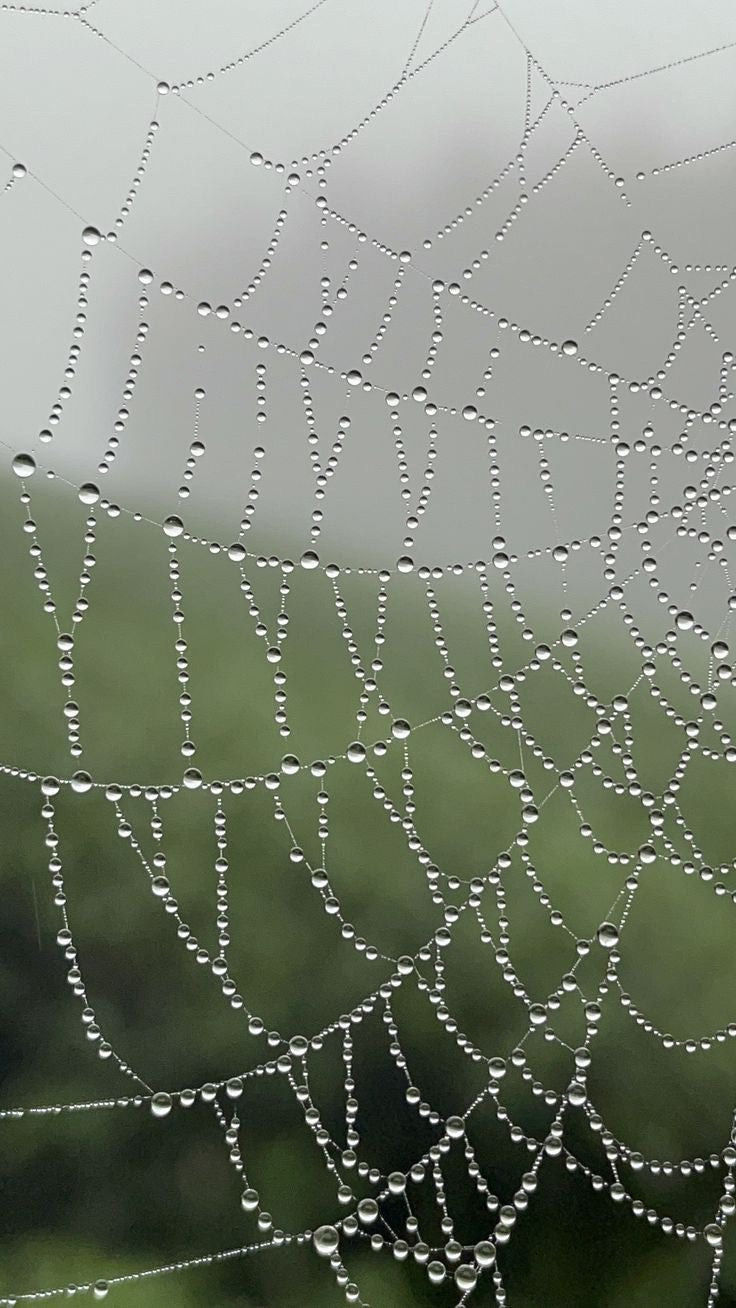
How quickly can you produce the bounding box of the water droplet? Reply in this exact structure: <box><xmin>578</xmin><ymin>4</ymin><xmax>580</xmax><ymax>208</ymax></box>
<box><xmin>445</xmin><ymin>1115</ymin><xmax>465</xmax><ymax>1139</ymax></box>
<box><xmin>12</xmin><ymin>452</ymin><xmax>35</xmax><ymax>478</ymax></box>
<box><xmin>357</xmin><ymin>1197</ymin><xmax>379</xmax><ymax>1225</ymax></box>
<box><xmin>474</xmin><ymin>1240</ymin><xmax>496</xmax><ymax>1267</ymax></box>
<box><xmin>675</xmin><ymin>610</ymin><xmax>694</xmax><ymax>631</ymax></box>
<box><xmin>561</xmin><ymin>339</ymin><xmax>578</xmax><ymax>356</ymax></box>
<box><xmin>455</xmin><ymin>1263</ymin><xmax>478</xmax><ymax>1291</ymax></box>
<box><xmin>391</xmin><ymin>719</ymin><xmax>411</xmax><ymax>740</ymax></box>
<box><xmin>163</xmin><ymin>515</ymin><xmax>184</xmax><ymax>538</ymax></box>
<box><xmin>78</xmin><ymin>483</ymin><xmax>100</xmax><ymax>505</ymax></box>
<box><xmin>82</xmin><ymin>226</ymin><xmax>102</xmax><ymax>247</ymax></box>
<box><xmin>346</xmin><ymin>741</ymin><xmax>366</xmax><ymax>764</ymax></box>
<box><xmin>313</xmin><ymin>1224</ymin><xmax>339</xmax><ymax>1256</ymax></box>
<box><xmin>70</xmin><ymin>771</ymin><xmax>92</xmax><ymax>794</ymax></box>
<box><xmin>151</xmin><ymin>1092</ymin><xmax>172</xmax><ymax>1118</ymax></box>
<box><xmin>597</xmin><ymin>922</ymin><xmax>619</xmax><ymax>949</ymax></box>
<box><xmin>705</xmin><ymin>1223</ymin><xmax>723</xmax><ymax>1247</ymax></box>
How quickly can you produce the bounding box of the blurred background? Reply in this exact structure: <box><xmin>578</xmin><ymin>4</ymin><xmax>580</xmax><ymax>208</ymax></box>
<box><xmin>1</xmin><ymin>1</ymin><xmax>736</xmax><ymax>1304</ymax></box>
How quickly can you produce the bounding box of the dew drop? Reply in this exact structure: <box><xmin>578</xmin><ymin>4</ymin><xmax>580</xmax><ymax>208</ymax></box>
<box><xmin>150</xmin><ymin>1091</ymin><xmax>172</xmax><ymax>1118</ymax></box>
<box><xmin>474</xmin><ymin>1240</ymin><xmax>496</xmax><ymax>1267</ymax></box>
<box><xmin>346</xmin><ymin>741</ymin><xmax>366</xmax><ymax>764</ymax></box>
<box><xmin>12</xmin><ymin>452</ymin><xmax>36</xmax><ymax>478</ymax></box>
<box><xmin>163</xmin><ymin>515</ymin><xmax>185</xmax><ymax>538</ymax></box>
<box><xmin>597</xmin><ymin>922</ymin><xmax>619</xmax><ymax>949</ymax></box>
<box><xmin>313</xmin><ymin>1224</ymin><xmax>339</xmax><ymax>1256</ymax></box>
<box><xmin>357</xmin><ymin>1197</ymin><xmax>379</xmax><ymax>1225</ymax></box>
<box><xmin>561</xmin><ymin>339</ymin><xmax>578</xmax><ymax>356</ymax></box>
<box><xmin>705</xmin><ymin>1223</ymin><xmax>723</xmax><ymax>1247</ymax></box>
<box><xmin>82</xmin><ymin>226</ymin><xmax>102</xmax><ymax>247</ymax></box>
<box><xmin>455</xmin><ymin>1263</ymin><xmax>478</xmax><ymax>1291</ymax></box>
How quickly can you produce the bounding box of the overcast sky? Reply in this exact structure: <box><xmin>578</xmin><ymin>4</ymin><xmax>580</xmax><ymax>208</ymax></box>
<box><xmin>0</xmin><ymin>0</ymin><xmax>735</xmax><ymax>598</ymax></box>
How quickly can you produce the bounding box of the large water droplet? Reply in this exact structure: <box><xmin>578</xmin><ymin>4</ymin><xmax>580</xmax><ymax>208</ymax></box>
<box><xmin>163</xmin><ymin>515</ymin><xmax>184</xmax><ymax>538</ymax></box>
<box><xmin>705</xmin><ymin>1223</ymin><xmax>723</xmax><ymax>1247</ymax></box>
<box><xmin>455</xmin><ymin>1263</ymin><xmax>478</xmax><ymax>1291</ymax></box>
<box><xmin>313</xmin><ymin>1224</ymin><xmax>339</xmax><ymax>1256</ymax></box>
<box><xmin>597</xmin><ymin>922</ymin><xmax>619</xmax><ymax>949</ymax></box>
<box><xmin>150</xmin><ymin>1092</ymin><xmax>172</xmax><ymax>1118</ymax></box>
<box><xmin>12</xmin><ymin>452</ymin><xmax>36</xmax><ymax>478</ymax></box>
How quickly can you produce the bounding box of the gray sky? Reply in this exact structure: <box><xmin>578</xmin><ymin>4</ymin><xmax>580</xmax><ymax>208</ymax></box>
<box><xmin>1</xmin><ymin>0</ymin><xmax>735</xmax><ymax>587</ymax></box>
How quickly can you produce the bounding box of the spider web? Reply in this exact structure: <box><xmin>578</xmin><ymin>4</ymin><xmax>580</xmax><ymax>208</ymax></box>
<box><xmin>2</xmin><ymin>1</ymin><xmax>736</xmax><ymax>1305</ymax></box>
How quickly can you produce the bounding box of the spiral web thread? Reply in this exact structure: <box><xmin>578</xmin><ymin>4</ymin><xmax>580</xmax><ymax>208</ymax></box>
<box><xmin>3</xmin><ymin>2</ymin><xmax>736</xmax><ymax>1305</ymax></box>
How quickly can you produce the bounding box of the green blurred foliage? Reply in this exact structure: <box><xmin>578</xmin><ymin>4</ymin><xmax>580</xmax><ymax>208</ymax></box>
<box><xmin>1</xmin><ymin>478</ymin><xmax>736</xmax><ymax>1305</ymax></box>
